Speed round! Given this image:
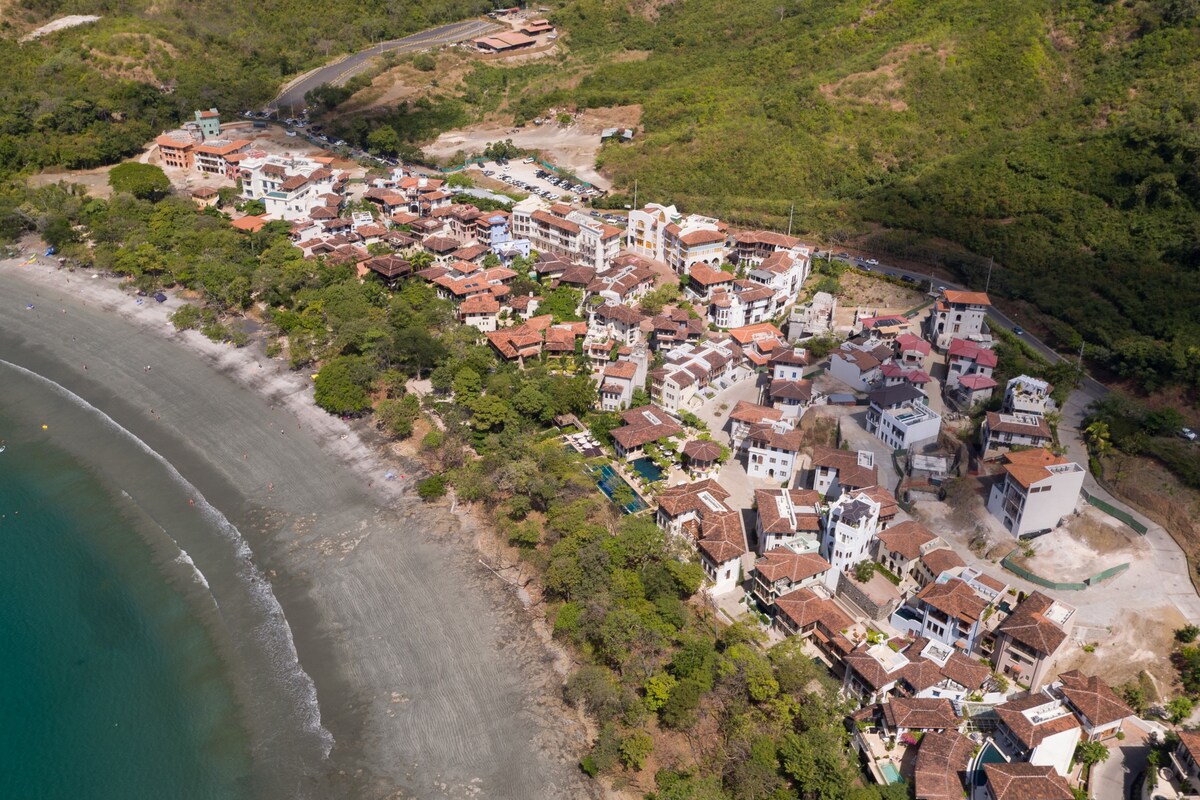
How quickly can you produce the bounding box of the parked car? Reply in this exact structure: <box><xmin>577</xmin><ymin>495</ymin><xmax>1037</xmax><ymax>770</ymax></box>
<box><xmin>1012</xmin><ymin>326</ymin><xmax>1024</xmax><ymax>336</ymax></box>
<box><xmin>865</xmin><ymin>258</ymin><xmax>880</xmax><ymax>265</ymax></box>
<box><xmin>1181</xmin><ymin>427</ymin><xmax>1197</xmax><ymax>441</ymax></box>
<box><xmin>285</xmin><ymin>130</ymin><xmax>298</xmax><ymax>137</ymax></box>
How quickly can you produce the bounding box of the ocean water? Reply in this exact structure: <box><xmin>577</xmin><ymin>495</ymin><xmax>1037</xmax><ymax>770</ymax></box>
<box><xmin>0</xmin><ymin>361</ymin><xmax>329</xmax><ymax>799</ymax></box>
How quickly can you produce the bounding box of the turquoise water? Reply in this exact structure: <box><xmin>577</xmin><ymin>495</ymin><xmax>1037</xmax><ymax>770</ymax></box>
<box><xmin>880</xmin><ymin>761</ymin><xmax>902</xmax><ymax>784</ymax></box>
<box><xmin>589</xmin><ymin>464</ymin><xmax>648</xmax><ymax>513</ymax></box>
<box><xmin>631</xmin><ymin>457</ymin><xmax>664</xmax><ymax>483</ymax></box>
<box><xmin>0</xmin><ymin>396</ymin><xmax>251</xmax><ymax>797</ymax></box>
<box><xmin>974</xmin><ymin>740</ymin><xmax>1007</xmax><ymax>785</ymax></box>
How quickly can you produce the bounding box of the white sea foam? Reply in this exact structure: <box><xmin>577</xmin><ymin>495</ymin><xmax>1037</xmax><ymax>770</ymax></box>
<box><xmin>0</xmin><ymin>357</ymin><xmax>334</xmax><ymax>760</ymax></box>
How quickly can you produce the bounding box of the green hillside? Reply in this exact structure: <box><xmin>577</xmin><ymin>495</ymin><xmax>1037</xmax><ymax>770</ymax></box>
<box><xmin>517</xmin><ymin>0</ymin><xmax>1200</xmax><ymax>392</ymax></box>
<box><xmin>0</xmin><ymin>0</ymin><xmax>487</xmax><ymax>174</ymax></box>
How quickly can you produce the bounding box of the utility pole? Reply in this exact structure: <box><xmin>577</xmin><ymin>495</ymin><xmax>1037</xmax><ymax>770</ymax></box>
<box><xmin>632</xmin><ymin>179</ymin><xmax>638</xmax><ymax>209</ymax></box>
<box><xmin>984</xmin><ymin>256</ymin><xmax>994</xmax><ymax>292</ymax></box>
<box><xmin>786</xmin><ymin>202</ymin><xmax>794</xmax><ymax>237</ymax></box>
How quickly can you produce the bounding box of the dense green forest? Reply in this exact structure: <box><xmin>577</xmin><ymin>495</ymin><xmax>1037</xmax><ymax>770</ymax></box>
<box><xmin>0</xmin><ymin>0</ymin><xmax>488</xmax><ymax>176</ymax></box>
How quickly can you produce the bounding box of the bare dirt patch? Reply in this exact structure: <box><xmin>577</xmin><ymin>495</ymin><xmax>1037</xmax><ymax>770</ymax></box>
<box><xmin>423</xmin><ymin>106</ymin><xmax>641</xmax><ymax>189</ymax></box>
<box><xmin>1011</xmin><ymin>508</ymin><xmax>1145</xmax><ymax>583</ymax></box>
<box><xmin>19</xmin><ymin>13</ymin><xmax>100</xmax><ymax>41</ymax></box>
<box><xmin>819</xmin><ymin>43</ymin><xmax>949</xmax><ymax>112</ymax></box>
<box><xmin>826</xmin><ymin>270</ymin><xmax>927</xmax><ymax>330</ymax></box>
<box><xmin>1056</xmin><ymin>604</ymin><xmax>1185</xmax><ymax>690</ymax></box>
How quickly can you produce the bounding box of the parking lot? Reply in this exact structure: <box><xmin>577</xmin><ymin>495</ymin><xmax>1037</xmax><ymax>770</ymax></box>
<box><xmin>465</xmin><ymin>159</ymin><xmax>608</xmax><ymax>207</ymax></box>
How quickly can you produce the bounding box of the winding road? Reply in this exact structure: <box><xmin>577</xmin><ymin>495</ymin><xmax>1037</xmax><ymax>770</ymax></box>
<box><xmin>269</xmin><ymin>18</ymin><xmax>501</xmax><ymax>113</ymax></box>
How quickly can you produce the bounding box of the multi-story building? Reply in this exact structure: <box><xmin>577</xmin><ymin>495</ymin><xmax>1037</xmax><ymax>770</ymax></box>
<box><xmin>1049</xmin><ymin>671</ymin><xmax>1135</xmax><ymax>741</ymax></box>
<box><xmin>239</xmin><ymin>155</ymin><xmax>341</xmax><ymax>221</ymax></box>
<box><xmin>193</xmin><ymin>108</ymin><xmax>221</xmax><ymax>139</ymax></box>
<box><xmin>655</xmin><ymin>479</ymin><xmax>747</xmax><ymax>595</ymax></box>
<box><xmin>981</xmin><ymin>411</ymin><xmax>1053</xmax><ymax>458</ymax></box>
<box><xmin>194</xmin><ymin>138</ymin><xmax>253</xmax><ymax>176</ymax></box>
<box><xmin>872</xmin><ymin>520</ymin><xmax>944</xmax><ymax>584</ymax></box>
<box><xmin>992</xmin><ymin>696</ymin><xmax>1082</xmax><ymax>777</ymax></box>
<box><xmin>727</xmin><ymin>401</ymin><xmax>783</xmax><ymax>452</ymax></box>
<box><xmin>819</xmin><ymin>491</ymin><xmax>882</xmax><ymax>592</ymax></box>
<box><xmin>625</xmin><ymin>203</ymin><xmax>727</xmax><ymax>273</ymax></box>
<box><xmin>981</xmin><ymin>763</ymin><xmax>1073</xmax><ymax>800</ymax></box>
<box><xmin>1004</xmin><ymin>374</ymin><xmax>1054</xmax><ymax>416</ymax></box>
<box><xmin>155</xmin><ymin>132</ymin><xmax>196</xmax><ymax>170</ymax></box>
<box><xmin>585</xmin><ymin>257</ymin><xmax>657</xmax><ymax>306</ymax></box>
<box><xmin>810</xmin><ymin>447</ymin><xmax>880</xmax><ymax>498</ymax></box>
<box><xmin>907</xmin><ymin>577</ymin><xmax>991</xmax><ymax>653</ymax></box>
<box><xmin>750</xmin><ymin>549</ymin><xmax>831</xmax><ymax>610</ymax></box>
<box><xmin>866</xmin><ymin>384</ymin><xmax>942</xmax><ymax>450</ymax></box>
<box><xmin>990</xmin><ymin>591</ymin><xmax>1075</xmax><ymax>690</ymax></box>
<box><xmin>986</xmin><ymin>449</ymin><xmax>1084</xmax><ymax>537</ymax></box>
<box><xmin>729</xmin><ymin>230</ymin><xmax>802</xmax><ymax>266</ymax></box>
<box><xmin>926</xmin><ymin>289</ymin><xmax>992</xmax><ymax>350</ymax></box>
<box><xmin>745</xmin><ymin>420</ymin><xmax>803</xmax><ymax>483</ymax></box>
<box><xmin>587</xmin><ymin>300</ymin><xmax>646</xmax><ymax>346</ymax></box>
<box><xmin>597</xmin><ymin>349</ymin><xmax>648</xmax><ymax>412</ymax></box>
<box><xmin>753</xmin><ymin>487</ymin><xmax>822</xmax><ymax>554</ymax></box>
<box><xmin>650</xmin><ymin>339</ymin><xmax>739</xmax><ymax>414</ymax></box>
<box><xmin>829</xmin><ymin>339</ymin><xmax>893</xmax><ymax>391</ymax></box>
<box><xmin>650</xmin><ymin>308</ymin><xmax>705</xmax><ymax>350</ymax></box>
<box><xmin>610</xmin><ymin>405</ymin><xmax>684</xmax><ymax>460</ymax></box>
<box><xmin>512</xmin><ymin>199</ymin><xmax>621</xmax><ymax>270</ymax></box>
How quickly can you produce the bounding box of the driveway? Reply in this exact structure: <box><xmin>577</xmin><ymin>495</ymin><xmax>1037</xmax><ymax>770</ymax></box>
<box><xmin>1092</xmin><ymin>727</ymin><xmax>1149</xmax><ymax>800</ymax></box>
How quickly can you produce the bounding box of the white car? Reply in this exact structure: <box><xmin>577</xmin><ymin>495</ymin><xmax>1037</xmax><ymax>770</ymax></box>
<box><xmin>865</xmin><ymin>258</ymin><xmax>880</xmax><ymax>266</ymax></box>
<box><xmin>285</xmin><ymin>130</ymin><xmax>297</xmax><ymax>137</ymax></box>
<box><xmin>1182</xmin><ymin>428</ymin><xmax>1197</xmax><ymax>441</ymax></box>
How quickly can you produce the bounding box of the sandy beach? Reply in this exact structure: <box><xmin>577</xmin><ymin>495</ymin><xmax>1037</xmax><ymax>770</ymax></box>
<box><xmin>0</xmin><ymin>255</ymin><xmax>598</xmax><ymax>799</ymax></box>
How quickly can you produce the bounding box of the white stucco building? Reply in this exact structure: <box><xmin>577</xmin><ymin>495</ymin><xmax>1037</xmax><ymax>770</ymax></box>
<box><xmin>986</xmin><ymin>449</ymin><xmax>1084</xmax><ymax>537</ymax></box>
<box><xmin>819</xmin><ymin>491</ymin><xmax>882</xmax><ymax>592</ymax></box>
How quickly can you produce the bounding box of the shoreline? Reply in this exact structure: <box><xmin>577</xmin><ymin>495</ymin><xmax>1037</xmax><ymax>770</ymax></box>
<box><xmin>0</xmin><ymin>255</ymin><xmax>599</xmax><ymax>799</ymax></box>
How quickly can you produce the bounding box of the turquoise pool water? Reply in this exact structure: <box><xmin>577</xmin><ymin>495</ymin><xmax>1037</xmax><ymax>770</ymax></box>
<box><xmin>974</xmin><ymin>740</ymin><xmax>1007</xmax><ymax>785</ymax></box>
<box><xmin>880</xmin><ymin>761</ymin><xmax>902</xmax><ymax>784</ymax></box>
<box><xmin>631</xmin><ymin>457</ymin><xmax>664</xmax><ymax>483</ymax></box>
<box><xmin>589</xmin><ymin>464</ymin><xmax>648</xmax><ymax>513</ymax></box>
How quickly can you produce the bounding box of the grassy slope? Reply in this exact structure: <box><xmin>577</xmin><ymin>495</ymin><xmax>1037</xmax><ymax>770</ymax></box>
<box><xmin>518</xmin><ymin>0</ymin><xmax>1200</xmax><ymax>389</ymax></box>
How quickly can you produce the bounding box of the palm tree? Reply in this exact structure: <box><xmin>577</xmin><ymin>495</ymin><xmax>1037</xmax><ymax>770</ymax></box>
<box><xmin>409</xmin><ymin>250</ymin><xmax>433</xmax><ymax>271</ymax></box>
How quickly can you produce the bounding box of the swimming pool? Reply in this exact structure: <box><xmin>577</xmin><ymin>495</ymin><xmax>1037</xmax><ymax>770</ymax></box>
<box><xmin>974</xmin><ymin>740</ymin><xmax>1007</xmax><ymax>785</ymax></box>
<box><xmin>880</xmin><ymin>761</ymin><xmax>901</xmax><ymax>784</ymax></box>
<box><xmin>631</xmin><ymin>457</ymin><xmax>664</xmax><ymax>483</ymax></box>
<box><xmin>588</xmin><ymin>464</ymin><xmax>648</xmax><ymax>514</ymax></box>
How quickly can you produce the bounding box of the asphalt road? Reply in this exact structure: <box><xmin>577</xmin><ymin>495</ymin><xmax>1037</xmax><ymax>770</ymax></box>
<box><xmin>270</xmin><ymin>19</ymin><xmax>500</xmax><ymax>112</ymax></box>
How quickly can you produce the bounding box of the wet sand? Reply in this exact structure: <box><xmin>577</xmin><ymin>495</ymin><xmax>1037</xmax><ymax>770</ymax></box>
<box><xmin>0</xmin><ymin>258</ymin><xmax>596</xmax><ymax>799</ymax></box>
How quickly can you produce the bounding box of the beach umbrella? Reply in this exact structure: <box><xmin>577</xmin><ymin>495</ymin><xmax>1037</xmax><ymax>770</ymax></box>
<box><xmin>154</xmin><ymin>292</ymin><xmax>167</xmax><ymax>303</ymax></box>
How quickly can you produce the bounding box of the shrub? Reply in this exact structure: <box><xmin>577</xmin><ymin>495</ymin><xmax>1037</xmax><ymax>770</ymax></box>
<box><xmin>170</xmin><ymin>304</ymin><xmax>202</xmax><ymax>331</ymax></box>
<box><xmin>416</xmin><ymin>474</ymin><xmax>447</xmax><ymax>501</ymax></box>
<box><xmin>619</xmin><ymin>730</ymin><xmax>653</xmax><ymax>770</ymax></box>
<box><xmin>1177</xmin><ymin>625</ymin><xmax>1200</xmax><ymax>644</ymax></box>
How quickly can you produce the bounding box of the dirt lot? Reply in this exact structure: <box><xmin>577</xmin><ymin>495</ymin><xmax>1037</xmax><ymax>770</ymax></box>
<box><xmin>828</xmin><ymin>270</ymin><xmax>927</xmax><ymax>330</ymax></box>
<box><xmin>424</xmin><ymin>106</ymin><xmax>642</xmax><ymax>190</ymax></box>
<box><xmin>1012</xmin><ymin>508</ymin><xmax>1146</xmax><ymax>582</ymax></box>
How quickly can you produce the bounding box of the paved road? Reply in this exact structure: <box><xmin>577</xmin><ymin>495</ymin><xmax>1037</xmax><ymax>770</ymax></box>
<box><xmin>270</xmin><ymin>19</ymin><xmax>500</xmax><ymax>112</ymax></box>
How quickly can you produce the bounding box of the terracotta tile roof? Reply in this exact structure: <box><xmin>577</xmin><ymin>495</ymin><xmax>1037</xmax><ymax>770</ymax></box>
<box><xmin>942</xmin><ymin>290</ymin><xmax>991</xmax><ymax>306</ymax></box>
<box><xmin>530</xmin><ymin>208</ymin><xmax>581</xmax><ymax>234</ymax></box>
<box><xmin>732</xmin><ymin>230</ymin><xmax>800</xmax><ymax>248</ymax></box>
<box><xmin>986</xmin><ymin>411</ymin><xmax>1053</xmax><ymax>439</ymax></box>
<box><xmin>915</xmin><ymin>578</ymin><xmax>987</xmax><ymax>626</ymax></box>
<box><xmin>678</xmin><ymin>228</ymin><xmax>727</xmax><ymax>246</ymax></box>
<box><xmin>747</xmin><ymin>422</ymin><xmax>803</xmax><ymax>453</ymax></box>
<box><xmin>996</xmin><ymin>591</ymin><xmax>1070</xmax><ymax>657</ymax></box>
<box><xmin>844</xmin><ymin>644</ymin><xmax>907</xmax><ymax>691</ymax></box>
<box><xmin>657</xmin><ymin>479</ymin><xmax>732</xmax><ymax>517</ymax></box>
<box><xmin>559</xmin><ymin>265</ymin><xmax>596</xmax><ymax>286</ymax></box>
<box><xmin>774</xmin><ymin>588</ymin><xmax>855</xmax><ymax>644</ymax></box>
<box><xmin>452</xmin><ymin>244</ymin><xmax>489</xmax><ymax>261</ymax></box>
<box><xmin>876</xmin><ymin>521</ymin><xmax>939</xmax><ymax>562</ymax></box>
<box><xmin>603</xmin><ymin>360</ymin><xmax>639</xmax><ymax>380</ymax></box>
<box><xmin>769</xmin><ymin>379</ymin><xmax>814</xmax><ymax>402</ymax></box>
<box><xmin>770</xmin><ymin>348</ymin><xmax>809</xmax><ymax>367</ymax></box>
<box><xmin>422</xmin><ymin>235</ymin><xmax>461</xmax><ymax>253</ymax></box>
<box><xmin>754</xmin><ymin>488</ymin><xmax>822</xmax><ymax>535</ymax></box>
<box><xmin>611</xmin><ymin>405</ymin><xmax>684</xmax><ymax>450</ymax></box>
<box><xmin>896</xmin><ymin>332</ymin><xmax>932</xmax><ymax>355</ymax></box>
<box><xmin>998</xmin><ymin>448</ymin><xmax>1072</xmax><ymax>489</ymax></box>
<box><xmin>836</xmin><ymin>347</ymin><xmax>882</xmax><ymax>372</ymax></box>
<box><xmin>687</xmin><ymin>263</ymin><xmax>734</xmax><ymax>286</ymax></box>
<box><xmin>753</xmin><ymin>550</ymin><xmax>830</xmax><ymax>584</ymax></box>
<box><xmin>914</xmin><ymin>731</ymin><xmax>974</xmax><ymax>800</ymax></box>
<box><xmin>230</xmin><ymin>215</ymin><xmax>266</xmax><ymax>233</ymax></box>
<box><xmin>811</xmin><ymin>446</ymin><xmax>880</xmax><ymax>490</ymax></box>
<box><xmin>948</xmin><ymin>337</ymin><xmax>998</xmax><ymax>368</ymax></box>
<box><xmin>862</xmin><ymin>485</ymin><xmax>899</xmax><ymax>521</ymax></box>
<box><xmin>729</xmin><ymin>400</ymin><xmax>783</xmax><ymax>425</ymax></box>
<box><xmin>959</xmin><ymin>373</ymin><xmax>998</xmax><ymax>390</ymax></box>
<box><xmin>729</xmin><ymin>322</ymin><xmax>785</xmax><ymax>345</ymax></box>
<box><xmin>994</xmin><ymin>694</ymin><xmax>1081</xmax><ymax>751</ymax></box>
<box><xmin>1179</xmin><ymin>731</ymin><xmax>1200</xmax><ymax>764</ymax></box>
<box><xmin>882</xmin><ymin>697</ymin><xmax>958</xmax><ymax>731</ymax></box>
<box><xmin>459</xmin><ymin>295</ymin><xmax>500</xmax><ymax>315</ymax></box>
<box><xmin>1056</xmin><ymin>671</ymin><xmax>1134</xmax><ymax>728</ymax></box>
<box><xmin>920</xmin><ymin>548</ymin><xmax>965</xmax><ymax>578</ymax></box>
<box><xmin>984</xmin><ymin>763</ymin><xmax>1071</xmax><ymax>800</ymax></box>
<box><xmin>682</xmin><ymin>439</ymin><xmax>723</xmax><ymax>463</ymax></box>
<box><xmin>486</xmin><ymin>315</ymin><xmax>554</xmax><ymax>359</ymax></box>
<box><xmin>366</xmin><ymin>255</ymin><xmax>412</xmax><ymax>280</ymax></box>
<box><xmin>697</xmin><ymin>510</ymin><xmax>747</xmax><ymax>564</ymax></box>
<box><xmin>593</xmin><ymin>302</ymin><xmax>645</xmax><ymax>325</ymax></box>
